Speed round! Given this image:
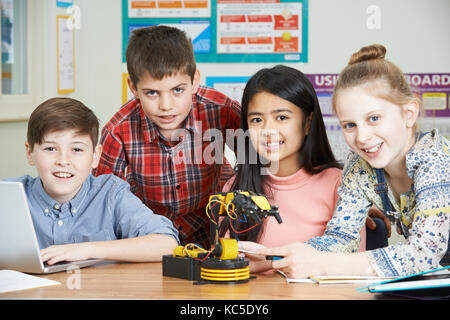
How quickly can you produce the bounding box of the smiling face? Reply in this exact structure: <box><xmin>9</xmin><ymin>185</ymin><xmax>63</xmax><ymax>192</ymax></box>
<box><xmin>25</xmin><ymin>129</ymin><xmax>102</xmax><ymax>204</ymax></box>
<box><xmin>128</xmin><ymin>70</ymin><xmax>200</xmax><ymax>140</ymax></box>
<box><xmin>247</xmin><ymin>91</ymin><xmax>312</xmax><ymax>176</ymax></box>
<box><xmin>335</xmin><ymin>84</ymin><xmax>418</xmax><ymax>174</ymax></box>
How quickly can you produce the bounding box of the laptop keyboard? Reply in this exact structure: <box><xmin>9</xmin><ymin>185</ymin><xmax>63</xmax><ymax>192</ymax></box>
<box><xmin>44</xmin><ymin>261</ymin><xmax>71</xmax><ymax>267</ymax></box>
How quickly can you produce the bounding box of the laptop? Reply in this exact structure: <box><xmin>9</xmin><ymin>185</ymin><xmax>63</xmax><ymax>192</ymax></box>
<box><xmin>0</xmin><ymin>181</ymin><xmax>102</xmax><ymax>274</ymax></box>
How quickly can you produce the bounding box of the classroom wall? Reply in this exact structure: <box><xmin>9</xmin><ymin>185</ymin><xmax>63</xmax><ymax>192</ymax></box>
<box><xmin>1</xmin><ymin>0</ymin><xmax>449</xmax><ymax>181</ymax></box>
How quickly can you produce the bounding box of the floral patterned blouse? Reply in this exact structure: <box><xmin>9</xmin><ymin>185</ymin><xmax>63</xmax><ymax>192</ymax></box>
<box><xmin>306</xmin><ymin>129</ymin><xmax>450</xmax><ymax>277</ymax></box>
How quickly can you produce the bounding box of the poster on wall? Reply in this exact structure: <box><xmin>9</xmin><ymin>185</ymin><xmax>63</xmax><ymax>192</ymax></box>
<box><xmin>127</xmin><ymin>0</ymin><xmax>211</xmax><ymax>18</ymax></box>
<box><xmin>216</xmin><ymin>0</ymin><xmax>303</xmax><ymax>56</ymax></box>
<box><xmin>122</xmin><ymin>0</ymin><xmax>308</xmax><ymax>63</ymax></box>
<box><xmin>305</xmin><ymin>73</ymin><xmax>450</xmax><ymax>118</ymax></box>
<box><xmin>305</xmin><ymin>74</ymin><xmax>338</xmax><ymax>117</ymax></box>
<box><xmin>128</xmin><ymin>21</ymin><xmax>211</xmax><ymax>54</ymax></box>
<box><xmin>205</xmin><ymin>76</ymin><xmax>250</xmax><ymax>103</ymax></box>
<box><xmin>56</xmin><ymin>15</ymin><xmax>75</xmax><ymax>94</ymax></box>
<box><xmin>405</xmin><ymin>73</ymin><xmax>450</xmax><ymax>118</ymax></box>
<box><xmin>56</xmin><ymin>0</ymin><xmax>73</xmax><ymax>7</ymax></box>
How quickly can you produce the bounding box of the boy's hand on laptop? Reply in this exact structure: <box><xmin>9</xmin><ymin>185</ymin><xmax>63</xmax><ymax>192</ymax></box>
<box><xmin>40</xmin><ymin>243</ymin><xmax>93</xmax><ymax>265</ymax></box>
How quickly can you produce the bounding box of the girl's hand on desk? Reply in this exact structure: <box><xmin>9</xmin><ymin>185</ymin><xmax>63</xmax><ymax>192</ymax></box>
<box><xmin>40</xmin><ymin>243</ymin><xmax>93</xmax><ymax>265</ymax></box>
<box><xmin>238</xmin><ymin>241</ymin><xmax>273</xmax><ymax>273</ymax></box>
<box><xmin>257</xmin><ymin>242</ymin><xmax>323</xmax><ymax>279</ymax></box>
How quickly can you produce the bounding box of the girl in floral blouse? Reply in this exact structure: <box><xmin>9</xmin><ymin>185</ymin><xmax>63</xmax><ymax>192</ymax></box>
<box><xmin>240</xmin><ymin>44</ymin><xmax>450</xmax><ymax>278</ymax></box>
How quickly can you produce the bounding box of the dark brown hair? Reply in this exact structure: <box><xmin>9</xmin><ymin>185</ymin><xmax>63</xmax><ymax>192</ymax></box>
<box><xmin>332</xmin><ymin>44</ymin><xmax>421</xmax><ymax>117</ymax></box>
<box><xmin>27</xmin><ymin>97</ymin><xmax>99</xmax><ymax>151</ymax></box>
<box><xmin>221</xmin><ymin>65</ymin><xmax>342</xmax><ymax>241</ymax></box>
<box><xmin>125</xmin><ymin>25</ymin><xmax>197</xmax><ymax>86</ymax></box>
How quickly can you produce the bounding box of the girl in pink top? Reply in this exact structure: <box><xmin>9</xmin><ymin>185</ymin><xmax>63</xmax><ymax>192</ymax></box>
<box><xmin>220</xmin><ymin>65</ymin><xmax>368</xmax><ymax>273</ymax></box>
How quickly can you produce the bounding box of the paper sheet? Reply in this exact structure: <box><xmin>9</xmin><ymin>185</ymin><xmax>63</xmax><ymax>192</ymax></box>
<box><xmin>309</xmin><ymin>275</ymin><xmax>395</xmax><ymax>285</ymax></box>
<box><xmin>277</xmin><ymin>270</ymin><xmax>314</xmax><ymax>283</ymax></box>
<box><xmin>0</xmin><ymin>270</ymin><xmax>60</xmax><ymax>294</ymax></box>
<box><xmin>278</xmin><ymin>270</ymin><xmax>394</xmax><ymax>284</ymax></box>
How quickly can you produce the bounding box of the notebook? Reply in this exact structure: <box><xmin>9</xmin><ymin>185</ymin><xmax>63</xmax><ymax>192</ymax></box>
<box><xmin>361</xmin><ymin>266</ymin><xmax>450</xmax><ymax>299</ymax></box>
<box><xmin>309</xmin><ymin>275</ymin><xmax>395</xmax><ymax>284</ymax></box>
<box><xmin>0</xmin><ymin>181</ymin><xmax>102</xmax><ymax>274</ymax></box>
<box><xmin>278</xmin><ymin>270</ymin><xmax>394</xmax><ymax>284</ymax></box>
<box><xmin>0</xmin><ymin>270</ymin><xmax>60</xmax><ymax>293</ymax></box>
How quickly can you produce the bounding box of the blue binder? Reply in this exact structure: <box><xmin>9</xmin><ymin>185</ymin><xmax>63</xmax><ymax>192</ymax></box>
<box><xmin>359</xmin><ymin>266</ymin><xmax>450</xmax><ymax>299</ymax></box>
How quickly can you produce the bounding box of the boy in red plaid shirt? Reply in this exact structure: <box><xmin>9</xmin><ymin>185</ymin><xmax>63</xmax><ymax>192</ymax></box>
<box><xmin>93</xmin><ymin>26</ymin><xmax>241</xmax><ymax>248</ymax></box>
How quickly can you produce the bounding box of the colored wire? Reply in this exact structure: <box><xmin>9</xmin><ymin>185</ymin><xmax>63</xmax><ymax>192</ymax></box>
<box><xmin>182</xmin><ymin>243</ymin><xmax>209</xmax><ymax>257</ymax></box>
<box><xmin>205</xmin><ymin>199</ymin><xmax>229</xmax><ymax>224</ymax></box>
<box><xmin>229</xmin><ymin>218</ymin><xmax>260</xmax><ymax>234</ymax></box>
<box><xmin>206</xmin><ymin>196</ymin><xmax>261</xmax><ymax>234</ymax></box>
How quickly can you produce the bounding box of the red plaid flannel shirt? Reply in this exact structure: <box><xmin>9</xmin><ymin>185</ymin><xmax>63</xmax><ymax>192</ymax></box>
<box><xmin>93</xmin><ymin>86</ymin><xmax>241</xmax><ymax>248</ymax></box>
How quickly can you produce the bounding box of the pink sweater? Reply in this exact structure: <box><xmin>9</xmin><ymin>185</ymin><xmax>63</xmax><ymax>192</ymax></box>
<box><xmin>223</xmin><ymin>168</ymin><xmax>366</xmax><ymax>251</ymax></box>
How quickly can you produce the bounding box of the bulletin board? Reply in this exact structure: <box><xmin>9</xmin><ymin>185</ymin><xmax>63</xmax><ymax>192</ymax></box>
<box><xmin>305</xmin><ymin>73</ymin><xmax>450</xmax><ymax>118</ymax></box>
<box><xmin>122</xmin><ymin>0</ymin><xmax>308</xmax><ymax>63</ymax></box>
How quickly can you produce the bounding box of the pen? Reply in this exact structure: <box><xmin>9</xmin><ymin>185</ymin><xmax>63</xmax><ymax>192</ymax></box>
<box><xmin>265</xmin><ymin>255</ymin><xmax>284</xmax><ymax>261</ymax></box>
<box><xmin>238</xmin><ymin>249</ymin><xmax>284</xmax><ymax>261</ymax></box>
<box><xmin>237</xmin><ymin>249</ymin><xmax>255</xmax><ymax>254</ymax></box>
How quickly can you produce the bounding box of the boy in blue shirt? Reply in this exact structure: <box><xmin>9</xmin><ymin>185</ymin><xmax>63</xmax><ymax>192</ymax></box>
<box><xmin>6</xmin><ymin>97</ymin><xmax>179</xmax><ymax>265</ymax></box>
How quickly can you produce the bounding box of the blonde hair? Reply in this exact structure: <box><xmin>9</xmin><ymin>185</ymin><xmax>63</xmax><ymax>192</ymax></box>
<box><xmin>332</xmin><ymin>44</ymin><xmax>422</xmax><ymax>124</ymax></box>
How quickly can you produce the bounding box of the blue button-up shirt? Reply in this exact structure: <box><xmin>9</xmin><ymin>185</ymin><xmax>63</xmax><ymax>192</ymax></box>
<box><xmin>5</xmin><ymin>174</ymin><xmax>179</xmax><ymax>249</ymax></box>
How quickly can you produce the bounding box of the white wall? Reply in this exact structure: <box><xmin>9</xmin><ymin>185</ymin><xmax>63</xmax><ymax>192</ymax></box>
<box><xmin>1</xmin><ymin>0</ymin><xmax>450</xmax><ymax>179</ymax></box>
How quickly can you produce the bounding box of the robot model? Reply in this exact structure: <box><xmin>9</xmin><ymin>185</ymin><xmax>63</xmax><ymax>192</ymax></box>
<box><xmin>162</xmin><ymin>191</ymin><xmax>282</xmax><ymax>284</ymax></box>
